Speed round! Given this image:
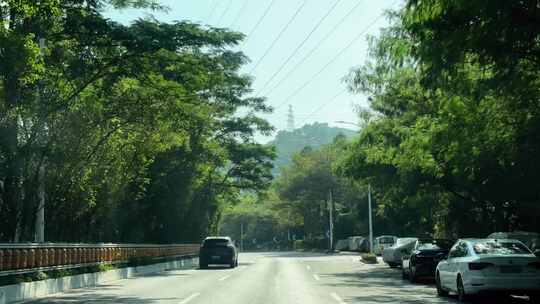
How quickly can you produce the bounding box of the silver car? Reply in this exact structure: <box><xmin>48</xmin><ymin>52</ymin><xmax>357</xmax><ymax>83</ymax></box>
<box><xmin>382</xmin><ymin>237</ymin><xmax>417</xmax><ymax>267</ymax></box>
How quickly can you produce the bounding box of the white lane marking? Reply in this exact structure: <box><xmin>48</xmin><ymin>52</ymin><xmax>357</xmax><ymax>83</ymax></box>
<box><xmin>179</xmin><ymin>292</ymin><xmax>200</xmax><ymax>304</ymax></box>
<box><xmin>312</xmin><ymin>274</ymin><xmax>320</xmax><ymax>281</ymax></box>
<box><xmin>218</xmin><ymin>275</ymin><xmax>231</xmax><ymax>281</ymax></box>
<box><xmin>330</xmin><ymin>292</ymin><xmax>346</xmax><ymax>304</ymax></box>
<box><xmin>306</xmin><ymin>265</ymin><xmax>311</xmax><ymax>271</ymax></box>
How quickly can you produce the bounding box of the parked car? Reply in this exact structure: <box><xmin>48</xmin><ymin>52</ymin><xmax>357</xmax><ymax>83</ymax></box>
<box><xmin>487</xmin><ymin>231</ymin><xmax>540</xmax><ymax>256</ymax></box>
<box><xmin>382</xmin><ymin>237</ymin><xmax>417</xmax><ymax>267</ymax></box>
<box><xmin>402</xmin><ymin>238</ymin><xmax>455</xmax><ymax>282</ymax></box>
<box><xmin>435</xmin><ymin>238</ymin><xmax>540</xmax><ymax>302</ymax></box>
<box><xmin>347</xmin><ymin>236</ymin><xmax>370</xmax><ymax>252</ymax></box>
<box><xmin>373</xmin><ymin>235</ymin><xmax>397</xmax><ymax>256</ymax></box>
<box><xmin>199</xmin><ymin>236</ymin><xmax>238</xmax><ymax>269</ymax></box>
<box><xmin>335</xmin><ymin>239</ymin><xmax>349</xmax><ymax>251</ymax></box>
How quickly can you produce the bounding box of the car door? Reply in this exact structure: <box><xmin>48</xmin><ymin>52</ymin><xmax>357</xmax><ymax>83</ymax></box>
<box><xmin>445</xmin><ymin>241</ymin><xmax>469</xmax><ymax>291</ymax></box>
<box><xmin>439</xmin><ymin>243</ymin><xmax>458</xmax><ymax>288</ymax></box>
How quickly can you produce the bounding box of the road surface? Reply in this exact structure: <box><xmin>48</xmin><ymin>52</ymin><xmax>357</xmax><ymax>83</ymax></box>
<box><xmin>28</xmin><ymin>251</ymin><xmax>530</xmax><ymax>304</ymax></box>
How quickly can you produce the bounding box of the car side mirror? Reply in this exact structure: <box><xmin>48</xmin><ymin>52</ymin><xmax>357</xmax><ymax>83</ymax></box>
<box><xmin>534</xmin><ymin>249</ymin><xmax>540</xmax><ymax>257</ymax></box>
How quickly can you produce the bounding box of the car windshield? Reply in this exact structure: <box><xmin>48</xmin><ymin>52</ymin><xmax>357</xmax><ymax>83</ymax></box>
<box><xmin>473</xmin><ymin>241</ymin><xmax>532</xmax><ymax>255</ymax></box>
<box><xmin>378</xmin><ymin>237</ymin><xmax>395</xmax><ymax>244</ymax></box>
<box><xmin>417</xmin><ymin>239</ymin><xmax>453</xmax><ymax>250</ymax></box>
<box><xmin>204</xmin><ymin>239</ymin><xmax>230</xmax><ymax>247</ymax></box>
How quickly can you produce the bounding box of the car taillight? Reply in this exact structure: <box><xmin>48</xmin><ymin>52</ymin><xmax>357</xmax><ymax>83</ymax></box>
<box><xmin>468</xmin><ymin>262</ymin><xmax>494</xmax><ymax>270</ymax></box>
<box><xmin>528</xmin><ymin>262</ymin><xmax>540</xmax><ymax>269</ymax></box>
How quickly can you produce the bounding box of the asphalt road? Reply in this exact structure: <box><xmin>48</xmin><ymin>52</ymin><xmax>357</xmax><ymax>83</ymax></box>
<box><xmin>27</xmin><ymin>251</ymin><xmax>532</xmax><ymax>304</ymax></box>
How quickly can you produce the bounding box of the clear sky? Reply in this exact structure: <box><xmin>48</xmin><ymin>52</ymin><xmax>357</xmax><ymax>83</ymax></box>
<box><xmin>105</xmin><ymin>0</ymin><xmax>400</xmax><ymax>142</ymax></box>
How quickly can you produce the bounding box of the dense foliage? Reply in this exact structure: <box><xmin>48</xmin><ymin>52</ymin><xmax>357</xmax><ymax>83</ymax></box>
<box><xmin>339</xmin><ymin>0</ymin><xmax>540</xmax><ymax>238</ymax></box>
<box><xmin>0</xmin><ymin>0</ymin><xmax>274</xmax><ymax>243</ymax></box>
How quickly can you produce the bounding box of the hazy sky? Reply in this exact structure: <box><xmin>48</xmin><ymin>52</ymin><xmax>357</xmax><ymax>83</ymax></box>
<box><xmin>105</xmin><ymin>0</ymin><xmax>399</xmax><ymax>142</ymax></box>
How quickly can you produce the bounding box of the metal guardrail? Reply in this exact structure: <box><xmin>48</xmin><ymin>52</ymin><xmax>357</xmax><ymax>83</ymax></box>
<box><xmin>0</xmin><ymin>243</ymin><xmax>200</xmax><ymax>276</ymax></box>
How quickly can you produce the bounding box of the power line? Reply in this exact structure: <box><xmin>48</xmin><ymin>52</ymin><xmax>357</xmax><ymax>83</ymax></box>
<box><xmin>255</xmin><ymin>0</ymin><xmax>342</xmax><ymax>95</ymax></box>
<box><xmin>216</xmin><ymin>0</ymin><xmax>233</xmax><ymax>27</ymax></box>
<box><xmin>229</xmin><ymin>0</ymin><xmax>250</xmax><ymax>29</ymax></box>
<box><xmin>262</xmin><ymin>0</ymin><xmax>365</xmax><ymax>97</ymax></box>
<box><xmin>205</xmin><ymin>0</ymin><xmax>219</xmax><ymax>24</ymax></box>
<box><xmin>248</xmin><ymin>0</ymin><xmax>307</xmax><ymax>74</ymax></box>
<box><xmin>274</xmin><ymin>10</ymin><xmax>388</xmax><ymax>110</ymax></box>
<box><xmin>242</xmin><ymin>0</ymin><xmax>277</xmax><ymax>46</ymax></box>
<box><xmin>298</xmin><ymin>88</ymin><xmax>347</xmax><ymax>125</ymax></box>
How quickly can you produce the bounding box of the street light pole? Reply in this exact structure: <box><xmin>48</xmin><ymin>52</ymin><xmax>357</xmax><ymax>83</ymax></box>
<box><xmin>368</xmin><ymin>184</ymin><xmax>373</xmax><ymax>254</ymax></box>
<box><xmin>328</xmin><ymin>189</ymin><xmax>334</xmax><ymax>251</ymax></box>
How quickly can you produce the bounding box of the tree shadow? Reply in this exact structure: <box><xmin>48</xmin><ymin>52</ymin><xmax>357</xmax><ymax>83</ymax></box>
<box><xmin>319</xmin><ymin>264</ymin><xmax>530</xmax><ymax>304</ymax></box>
<box><xmin>28</xmin><ymin>288</ymin><xmax>180</xmax><ymax>304</ymax></box>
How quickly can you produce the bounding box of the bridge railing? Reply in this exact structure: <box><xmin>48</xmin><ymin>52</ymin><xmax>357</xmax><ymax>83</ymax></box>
<box><xmin>0</xmin><ymin>243</ymin><xmax>200</xmax><ymax>276</ymax></box>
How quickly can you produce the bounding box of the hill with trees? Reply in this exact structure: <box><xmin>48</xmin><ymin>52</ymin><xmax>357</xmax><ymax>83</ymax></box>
<box><xmin>269</xmin><ymin>123</ymin><xmax>355</xmax><ymax>175</ymax></box>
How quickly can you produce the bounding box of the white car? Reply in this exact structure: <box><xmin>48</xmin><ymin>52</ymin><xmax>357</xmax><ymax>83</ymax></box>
<box><xmin>435</xmin><ymin>238</ymin><xmax>540</xmax><ymax>302</ymax></box>
<box><xmin>382</xmin><ymin>237</ymin><xmax>417</xmax><ymax>267</ymax></box>
<box><xmin>373</xmin><ymin>235</ymin><xmax>397</xmax><ymax>256</ymax></box>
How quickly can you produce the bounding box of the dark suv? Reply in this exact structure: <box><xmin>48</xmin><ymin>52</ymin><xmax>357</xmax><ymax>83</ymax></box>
<box><xmin>199</xmin><ymin>236</ymin><xmax>238</xmax><ymax>269</ymax></box>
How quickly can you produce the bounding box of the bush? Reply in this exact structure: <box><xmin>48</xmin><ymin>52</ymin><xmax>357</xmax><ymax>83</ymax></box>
<box><xmin>361</xmin><ymin>253</ymin><xmax>378</xmax><ymax>264</ymax></box>
<box><xmin>293</xmin><ymin>240</ymin><xmax>305</xmax><ymax>250</ymax></box>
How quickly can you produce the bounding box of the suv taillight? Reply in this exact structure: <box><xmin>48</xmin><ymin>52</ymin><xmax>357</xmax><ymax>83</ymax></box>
<box><xmin>468</xmin><ymin>262</ymin><xmax>493</xmax><ymax>270</ymax></box>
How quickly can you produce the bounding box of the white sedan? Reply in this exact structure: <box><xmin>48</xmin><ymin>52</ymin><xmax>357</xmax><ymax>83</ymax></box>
<box><xmin>435</xmin><ymin>238</ymin><xmax>540</xmax><ymax>302</ymax></box>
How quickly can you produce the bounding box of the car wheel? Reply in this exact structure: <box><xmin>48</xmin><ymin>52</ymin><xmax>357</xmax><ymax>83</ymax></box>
<box><xmin>457</xmin><ymin>276</ymin><xmax>468</xmax><ymax>302</ymax></box>
<box><xmin>435</xmin><ymin>273</ymin><xmax>448</xmax><ymax>297</ymax></box>
<box><xmin>401</xmin><ymin>267</ymin><xmax>409</xmax><ymax>279</ymax></box>
<box><xmin>230</xmin><ymin>260</ymin><xmax>236</xmax><ymax>268</ymax></box>
<box><xmin>409</xmin><ymin>265</ymin><xmax>417</xmax><ymax>283</ymax></box>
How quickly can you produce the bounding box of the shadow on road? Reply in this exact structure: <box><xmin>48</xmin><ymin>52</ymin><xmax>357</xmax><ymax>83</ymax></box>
<box><xmin>256</xmin><ymin>251</ymin><xmax>328</xmax><ymax>259</ymax></box>
<box><xmin>320</xmin><ymin>264</ymin><xmax>531</xmax><ymax>304</ymax></box>
<box><xmin>28</xmin><ymin>284</ymin><xmax>179</xmax><ymax>304</ymax></box>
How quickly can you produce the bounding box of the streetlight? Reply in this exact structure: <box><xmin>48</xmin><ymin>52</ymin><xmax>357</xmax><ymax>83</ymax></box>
<box><xmin>334</xmin><ymin>120</ymin><xmax>374</xmax><ymax>254</ymax></box>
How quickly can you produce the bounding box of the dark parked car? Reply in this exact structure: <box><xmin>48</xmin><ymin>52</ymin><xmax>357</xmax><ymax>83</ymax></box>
<box><xmin>199</xmin><ymin>236</ymin><xmax>238</xmax><ymax>269</ymax></box>
<box><xmin>402</xmin><ymin>238</ymin><xmax>455</xmax><ymax>282</ymax></box>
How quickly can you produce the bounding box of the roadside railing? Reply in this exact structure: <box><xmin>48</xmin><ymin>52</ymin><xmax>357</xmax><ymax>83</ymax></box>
<box><xmin>0</xmin><ymin>243</ymin><xmax>200</xmax><ymax>276</ymax></box>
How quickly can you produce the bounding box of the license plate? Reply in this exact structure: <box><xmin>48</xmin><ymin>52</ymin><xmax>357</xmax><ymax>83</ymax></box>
<box><xmin>211</xmin><ymin>255</ymin><xmax>220</xmax><ymax>260</ymax></box>
<box><xmin>500</xmin><ymin>265</ymin><xmax>522</xmax><ymax>273</ymax></box>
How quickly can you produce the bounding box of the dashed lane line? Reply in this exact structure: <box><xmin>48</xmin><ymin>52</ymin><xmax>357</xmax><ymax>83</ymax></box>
<box><xmin>218</xmin><ymin>275</ymin><xmax>231</xmax><ymax>281</ymax></box>
<box><xmin>178</xmin><ymin>292</ymin><xmax>200</xmax><ymax>304</ymax></box>
<box><xmin>312</xmin><ymin>274</ymin><xmax>320</xmax><ymax>281</ymax></box>
<box><xmin>330</xmin><ymin>292</ymin><xmax>346</xmax><ymax>304</ymax></box>
<box><xmin>306</xmin><ymin>265</ymin><xmax>311</xmax><ymax>271</ymax></box>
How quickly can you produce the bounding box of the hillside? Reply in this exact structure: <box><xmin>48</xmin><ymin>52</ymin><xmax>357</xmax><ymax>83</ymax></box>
<box><xmin>270</xmin><ymin>123</ymin><xmax>356</xmax><ymax>175</ymax></box>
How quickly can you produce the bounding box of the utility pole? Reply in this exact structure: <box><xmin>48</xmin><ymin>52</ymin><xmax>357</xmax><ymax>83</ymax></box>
<box><xmin>368</xmin><ymin>184</ymin><xmax>373</xmax><ymax>254</ymax></box>
<box><xmin>240</xmin><ymin>222</ymin><xmax>244</xmax><ymax>252</ymax></box>
<box><xmin>35</xmin><ymin>37</ymin><xmax>46</xmax><ymax>243</ymax></box>
<box><xmin>328</xmin><ymin>189</ymin><xmax>334</xmax><ymax>251</ymax></box>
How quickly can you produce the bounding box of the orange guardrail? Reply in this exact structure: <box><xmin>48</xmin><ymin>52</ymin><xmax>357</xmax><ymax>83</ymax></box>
<box><xmin>0</xmin><ymin>243</ymin><xmax>199</xmax><ymax>275</ymax></box>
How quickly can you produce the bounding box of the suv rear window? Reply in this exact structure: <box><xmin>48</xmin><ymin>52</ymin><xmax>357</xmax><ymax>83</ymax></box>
<box><xmin>417</xmin><ymin>239</ymin><xmax>454</xmax><ymax>250</ymax></box>
<box><xmin>203</xmin><ymin>239</ymin><xmax>230</xmax><ymax>247</ymax></box>
<box><xmin>473</xmin><ymin>241</ymin><xmax>531</xmax><ymax>255</ymax></box>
